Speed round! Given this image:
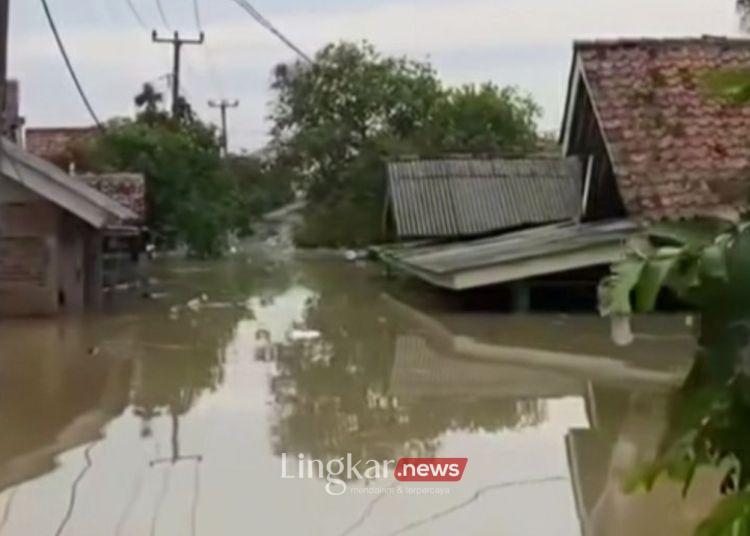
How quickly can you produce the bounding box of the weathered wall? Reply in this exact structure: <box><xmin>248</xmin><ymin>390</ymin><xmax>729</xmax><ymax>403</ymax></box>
<box><xmin>0</xmin><ymin>174</ymin><xmax>102</xmax><ymax>316</ymax></box>
<box><xmin>2</xmin><ymin>81</ymin><xmax>25</xmax><ymax>143</ymax></box>
<box><xmin>0</xmin><ymin>187</ymin><xmax>60</xmax><ymax>315</ymax></box>
<box><xmin>57</xmin><ymin>211</ymin><xmax>86</xmax><ymax>311</ymax></box>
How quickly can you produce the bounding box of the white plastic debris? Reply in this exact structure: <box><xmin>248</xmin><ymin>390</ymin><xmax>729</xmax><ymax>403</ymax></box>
<box><xmin>286</xmin><ymin>329</ymin><xmax>321</xmax><ymax>342</ymax></box>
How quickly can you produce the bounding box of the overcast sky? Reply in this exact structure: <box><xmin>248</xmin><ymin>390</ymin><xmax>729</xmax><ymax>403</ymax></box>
<box><xmin>9</xmin><ymin>0</ymin><xmax>743</xmax><ymax>152</ymax></box>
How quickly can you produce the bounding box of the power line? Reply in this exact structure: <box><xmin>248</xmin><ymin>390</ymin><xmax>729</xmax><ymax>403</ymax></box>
<box><xmin>201</xmin><ymin>44</ymin><xmax>225</xmax><ymax>98</ymax></box>
<box><xmin>229</xmin><ymin>0</ymin><xmax>312</xmax><ymax>64</ymax></box>
<box><xmin>40</xmin><ymin>0</ymin><xmax>104</xmax><ymax>129</ymax></box>
<box><xmin>192</xmin><ymin>0</ymin><xmax>203</xmax><ymax>33</ymax></box>
<box><xmin>124</xmin><ymin>0</ymin><xmax>149</xmax><ymax>30</ymax></box>
<box><xmin>154</xmin><ymin>0</ymin><xmax>171</xmax><ymax>31</ymax></box>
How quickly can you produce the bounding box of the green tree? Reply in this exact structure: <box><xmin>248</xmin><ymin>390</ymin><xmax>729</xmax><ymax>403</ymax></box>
<box><xmin>599</xmin><ymin>220</ymin><xmax>750</xmax><ymax>320</ymax></box>
<box><xmin>269</xmin><ymin>41</ymin><xmax>541</xmax><ymax>247</ymax></box>
<box><xmin>78</xmin><ymin>84</ymin><xmax>297</xmax><ymax>257</ymax></box>
<box><xmin>83</xmin><ymin>87</ymin><xmax>237</xmax><ymax>257</ymax></box>
<box><xmin>418</xmin><ymin>83</ymin><xmax>541</xmax><ymax>155</ymax></box>
<box><xmin>134</xmin><ymin>83</ymin><xmax>163</xmax><ymax>118</ymax></box>
<box><xmin>219</xmin><ymin>155</ymin><xmax>296</xmax><ymax>236</ymax></box>
<box><xmin>87</xmin><ymin>115</ymin><xmax>234</xmax><ymax>257</ymax></box>
<box><xmin>271</xmin><ymin>41</ymin><xmax>444</xmax><ymax>200</ymax></box>
<box><xmin>739</xmin><ymin>0</ymin><xmax>750</xmax><ymax>28</ymax></box>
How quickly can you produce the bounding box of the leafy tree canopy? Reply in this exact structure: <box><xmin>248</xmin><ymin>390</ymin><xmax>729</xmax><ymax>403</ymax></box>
<box><xmin>269</xmin><ymin>41</ymin><xmax>542</xmax><ymax>246</ymax></box>
<box><xmin>82</xmin><ymin>86</ymin><xmax>292</xmax><ymax>257</ymax></box>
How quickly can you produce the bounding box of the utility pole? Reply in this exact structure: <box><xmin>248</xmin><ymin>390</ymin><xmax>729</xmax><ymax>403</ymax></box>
<box><xmin>0</xmin><ymin>0</ymin><xmax>9</xmax><ymax>139</ymax></box>
<box><xmin>208</xmin><ymin>99</ymin><xmax>239</xmax><ymax>155</ymax></box>
<box><xmin>151</xmin><ymin>30</ymin><xmax>204</xmax><ymax>117</ymax></box>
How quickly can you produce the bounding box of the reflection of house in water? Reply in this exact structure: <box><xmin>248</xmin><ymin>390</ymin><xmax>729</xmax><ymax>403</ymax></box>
<box><xmin>566</xmin><ymin>385</ymin><xmax>723</xmax><ymax>536</ymax></box>
<box><xmin>0</xmin><ymin>322</ymin><xmax>133</xmax><ymax>492</ymax></box>
<box><xmin>391</xmin><ymin>334</ymin><xmax>572</xmax><ymax>413</ymax></box>
<box><xmin>385</xmin><ymin>294</ymin><xmax>721</xmax><ymax>535</ymax></box>
<box><xmin>384</xmin><ymin>293</ymin><xmax>692</xmax><ymax>390</ymax></box>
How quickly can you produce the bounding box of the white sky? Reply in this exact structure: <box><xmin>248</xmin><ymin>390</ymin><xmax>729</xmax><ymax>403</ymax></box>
<box><xmin>9</xmin><ymin>0</ymin><xmax>743</xmax><ymax>152</ymax></box>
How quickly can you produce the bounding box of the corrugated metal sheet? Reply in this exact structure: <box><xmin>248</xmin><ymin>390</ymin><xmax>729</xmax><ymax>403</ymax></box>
<box><xmin>388</xmin><ymin>219</ymin><xmax>636</xmax><ymax>274</ymax></box>
<box><xmin>387</xmin><ymin>158</ymin><xmax>583</xmax><ymax>239</ymax></box>
<box><xmin>376</xmin><ymin>219</ymin><xmax>638</xmax><ymax>289</ymax></box>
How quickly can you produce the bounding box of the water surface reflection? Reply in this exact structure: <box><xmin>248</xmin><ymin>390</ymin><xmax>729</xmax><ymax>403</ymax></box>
<box><xmin>0</xmin><ymin>258</ymin><xmax>703</xmax><ymax>535</ymax></box>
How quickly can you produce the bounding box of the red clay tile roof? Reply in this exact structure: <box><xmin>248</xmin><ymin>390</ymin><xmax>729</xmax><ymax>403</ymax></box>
<box><xmin>576</xmin><ymin>36</ymin><xmax>750</xmax><ymax>220</ymax></box>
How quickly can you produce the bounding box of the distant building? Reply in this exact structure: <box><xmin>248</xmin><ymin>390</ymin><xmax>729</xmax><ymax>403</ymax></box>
<box><xmin>0</xmin><ymin>140</ymin><xmax>140</xmax><ymax>316</ymax></box>
<box><xmin>24</xmin><ymin>126</ymin><xmax>98</xmax><ymax>171</ymax></box>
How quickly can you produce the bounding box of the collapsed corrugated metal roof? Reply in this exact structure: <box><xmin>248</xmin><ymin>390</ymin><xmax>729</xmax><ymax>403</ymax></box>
<box><xmin>387</xmin><ymin>157</ymin><xmax>583</xmax><ymax>239</ymax></box>
<box><xmin>377</xmin><ymin>219</ymin><xmax>637</xmax><ymax>290</ymax></box>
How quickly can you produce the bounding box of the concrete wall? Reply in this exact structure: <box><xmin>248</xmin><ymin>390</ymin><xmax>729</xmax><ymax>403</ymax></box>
<box><xmin>0</xmin><ymin>174</ymin><xmax>98</xmax><ymax>316</ymax></box>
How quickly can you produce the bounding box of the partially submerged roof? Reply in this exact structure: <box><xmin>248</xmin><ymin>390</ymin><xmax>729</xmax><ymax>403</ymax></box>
<box><xmin>1</xmin><ymin>139</ymin><xmax>138</xmax><ymax>229</ymax></box>
<box><xmin>377</xmin><ymin>219</ymin><xmax>637</xmax><ymax>290</ymax></box>
<box><xmin>562</xmin><ymin>36</ymin><xmax>750</xmax><ymax>220</ymax></box>
<box><xmin>387</xmin><ymin>157</ymin><xmax>583</xmax><ymax>239</ymax></box>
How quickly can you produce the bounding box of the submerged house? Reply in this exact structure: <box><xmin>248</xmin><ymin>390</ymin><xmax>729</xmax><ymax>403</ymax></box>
<box><xmin>380</xmin><ymin>37</ymin><xmax>750</xmax><ymax>297</ymax></box>
<box><xmin>24</xmin><ymin>125</ymin><xmax>148</xmax><ymax>293</ymax></box>
<box><xmin>562</xmin><ymin>36</ymin><xmax>750</xmax><ymax>222</ymax></box>
<box><xmin>0</xmin><ymin>140</ymin><xmax>141</xmax><ymax>316</ymax></box>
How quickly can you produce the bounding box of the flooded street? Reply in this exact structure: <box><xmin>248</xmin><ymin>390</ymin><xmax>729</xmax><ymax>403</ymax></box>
<box><xmin>0</xmin><ymin>255</ymin><xmax>723</xmax><ymax>535</ymax></box>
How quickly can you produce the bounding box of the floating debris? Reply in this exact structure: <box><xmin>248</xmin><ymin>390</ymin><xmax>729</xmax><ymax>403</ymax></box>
<box><xmin>344</xmin><ymin>249</ymin><xmax>367</xmax><ymax>262</ymax></box>
<box><xmin>286</xmin><ymin>329</ymin><xmax>321</xmax><ymax>342</ymax></box>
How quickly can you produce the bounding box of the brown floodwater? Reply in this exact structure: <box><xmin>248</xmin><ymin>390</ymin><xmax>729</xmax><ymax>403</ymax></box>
<box><xmin>0</xmin><ymin>254</ymin><xmax>723</xmax><ymax>535</ymax></box>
